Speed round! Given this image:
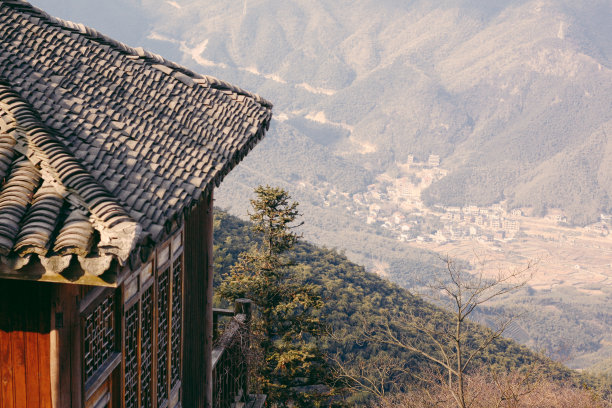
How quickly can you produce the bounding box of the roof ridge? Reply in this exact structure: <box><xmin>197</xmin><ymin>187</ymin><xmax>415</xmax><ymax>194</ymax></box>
<box><xmin>0</xmin><ymin>79</ymin><xmax>141</xmax><ymax>264</ymax></box>
<box><xmin>0</xmin><ymin>0</ymin><xmax>273</xmax><ymax>109</ymax></box>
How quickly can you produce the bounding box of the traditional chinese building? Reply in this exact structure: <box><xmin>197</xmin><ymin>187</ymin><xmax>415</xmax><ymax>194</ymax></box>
<box><xmin>0</xmin><ymin>1</ymin><xmax>271</xmax><ymax>407</ymax></box>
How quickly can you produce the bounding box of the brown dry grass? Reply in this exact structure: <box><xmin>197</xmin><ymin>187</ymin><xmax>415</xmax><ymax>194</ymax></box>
<box><xmin>374</xmin><ymin>371</ymin><xmax>611</xmax><ymax>408</ymax></box>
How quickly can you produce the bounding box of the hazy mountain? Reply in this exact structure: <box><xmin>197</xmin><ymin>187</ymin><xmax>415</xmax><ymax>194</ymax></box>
<box><xmin>31</xmin><ymin>0</ymin><xmax>612</xmax><ymax>223</ymax></box>
<box><xmin>28</xmin><ymin>0</ymin><xmax>612</xmax><ymax>369</ymax></box>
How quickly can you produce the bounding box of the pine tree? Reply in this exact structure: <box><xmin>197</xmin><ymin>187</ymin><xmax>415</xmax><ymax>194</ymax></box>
<box><xmin>218</xmin><ymin>185</ymin><xmax>327</xmax><ymax>406</ymax></box>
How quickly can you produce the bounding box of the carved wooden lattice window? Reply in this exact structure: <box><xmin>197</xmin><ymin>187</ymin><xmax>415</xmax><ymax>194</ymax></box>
<box><xmin>170</xmin><ymin>256</ymin><xmax>183</xmax><ymax>389</ymax></box>
<box><xmin>121</xmin><ymin>229</ymin><xmax>183</xmax><ymax>408</ymax></box>
<box><xmin>157</xmin><ymin>268</ymin><xmax>170</xmax><ymax>405</ymax></box>
<box><xmin>124</xmin><ymin>301</ymin><xmax>139</xmax><ymax>408</ymax></box>
<box><xmin>141</xmin><ymin>284</ymin><xmax>154</xmax><ymax>408</ymax></box>
<box><xmin>83</xmin><ymin>292</ymin><xmax>115</xmax><ymax>382</ymax></box>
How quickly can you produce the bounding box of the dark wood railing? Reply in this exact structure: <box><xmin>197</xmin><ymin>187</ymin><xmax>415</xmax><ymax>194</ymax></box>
<box><xmin>212</xmin><ymin>299</ymin><xmax>251</xmax><ymax>408</ymax></box>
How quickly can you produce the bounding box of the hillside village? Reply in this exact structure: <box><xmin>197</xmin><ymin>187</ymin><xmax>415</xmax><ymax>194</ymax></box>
<box><xmin>300</xmin><ymin>154</ymin><xmax>611</xmax><ymax>246</ymax></box>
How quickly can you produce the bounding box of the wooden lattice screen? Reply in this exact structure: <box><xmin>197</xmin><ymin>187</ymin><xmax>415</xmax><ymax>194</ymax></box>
<box><xmin>141</xmin><ymin>284</ymin><xmax>155</xmax><ymax>408</ymax></box>
<box><xmin>83</xmin><ymin>292</ymin><xmax>115</xmax><ymax>382</ymax></box>
<box><xmin>171</xmin><ymin>257</ymin><xmax>183</xmax><ymax>389</ymax></box>
<box><xmin>120</xmin><ymin>229</ymin><xmax>184</xmax><ymax>408</ymax></box>
<box><xmin>157</xmin><ymin>267</ymin><xmax>170</xmax><ymax>405</ymax></box>
<box><xmin>124</xmin><ymin>301</ymin><xmax>139</xmax><ymax>407</ymax></box>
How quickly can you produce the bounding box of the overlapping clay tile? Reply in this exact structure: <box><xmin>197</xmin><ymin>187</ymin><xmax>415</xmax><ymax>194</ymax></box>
<box><xmin>0</xmin><ymin>157</ymin><xmax>40</xmax><ymax>255</ymax></box>
<box><xmin>53</xmin><ymin>208</ymin><xmax>93</xmax><ymax>256</ymax></box>
<box><xmin>14</xmin><ymin>181</ymin><xmax>63</xmax><ymax>255</ymax></box>
<box><xmin>0</xmin><ymin>0</ymin><xmax>272</xmax><ymax>283</ymax></box>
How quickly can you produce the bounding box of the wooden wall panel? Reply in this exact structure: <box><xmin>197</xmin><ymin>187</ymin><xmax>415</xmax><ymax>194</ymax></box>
<box><xmin>183</xmin><ymin>191</ymin><xmax>214</xmax><ymax>408</ymax></box>
<box><xmin>24</xmin><ymin>330</ymin><xmax>40</xmax><ymax>408</ymax></box>
<box><xmin>10</xmin><ymin>330</ymin><xmax>27</xmax><ymax>408</ymax></box>
<box><xmin>0</xmin><ymin>325</ymin><xmax>14</xmax><ymax>408</ymax></box>
<box><xmin>0</xmin><ymin>280</ymin><xmax>52</xmax><ymax>408</ymax></box>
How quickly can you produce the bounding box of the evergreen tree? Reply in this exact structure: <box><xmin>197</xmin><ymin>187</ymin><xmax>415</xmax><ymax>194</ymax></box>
<box><xmin>218</xmin><ymin>185</ymin><xmax>327</xmax><ymax>406</ymax></box>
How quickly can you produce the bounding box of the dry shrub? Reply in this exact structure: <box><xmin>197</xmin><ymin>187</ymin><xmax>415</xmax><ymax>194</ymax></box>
<box><xmin>374</xmin><ymin>370</ymin><xmax>611</xmax><ymax>408</ymax></box>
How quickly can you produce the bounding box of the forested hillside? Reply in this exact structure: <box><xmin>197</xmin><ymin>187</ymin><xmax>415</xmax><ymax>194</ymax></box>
<box><xmin>212</xmin><ymin>209</ymin><xmax>611</xmax><ymax>403</ymax></box>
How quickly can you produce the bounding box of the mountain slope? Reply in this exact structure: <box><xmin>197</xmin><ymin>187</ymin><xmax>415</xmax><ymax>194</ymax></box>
<box><xmin>31</xmin><ymin>0</ymin><xmax>612</xmax><ymax>223</ymax></box>
<box><xmin>29</xmin><ymin>0</ymin><xmax>612</xmax><ymax>370</ymax></box>
<box><xmin>212</xmin><ymin>209</ymin><xmax>608</xmax><ymax>401</ymax></box>
<box><xmin>136</xmin><ymin>0</ymin><xmax>612</xmax><ymax>223</ymax></box>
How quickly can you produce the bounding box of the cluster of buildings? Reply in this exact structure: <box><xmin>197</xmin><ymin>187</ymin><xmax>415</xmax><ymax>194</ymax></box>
<box><xmin>338</xmin><ymin>153</ymin><xmax>523</xmax><ymax>243</ymax></box>
<box><xmin>347</xmin><ymin>179</ymin><xmax>525</xmax><ymax>243</ymax></box>
<box><xmin>315</xmin><ymin>152</ymin><xmax>612</xmax><ymax>245</ymax></box>
<box><xmin>434</xmin><ymin>205</ymin><xmax>522</xmax><ymax>242</ymax></box>
<box><xmin>584</xmin><ymin>213</ymin><xmax>612</xmax><ymax>236</ymax></box>
<box><xmin>406</xmin><ymin>153</ymin><xmax>440</xmax><ymax>167</ymax></box>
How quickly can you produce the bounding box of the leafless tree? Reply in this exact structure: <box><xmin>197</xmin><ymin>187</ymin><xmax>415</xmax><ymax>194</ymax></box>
<box><xmin>368</xmin><ymin>256</ymin><xmax>535</xmax><ymax>408</ymax></box>
<box><xmin>373</xmin><ymin>367</ymin><xmax>612</xmax><ymax>408</ymax></box>
<box><xmin>330</xmin><ymin>353</ymin><xmax>410</xmax><ymax>398</ymax></box>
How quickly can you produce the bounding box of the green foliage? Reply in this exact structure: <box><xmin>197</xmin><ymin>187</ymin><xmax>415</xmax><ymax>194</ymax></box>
<box><xmin>213</xmin><ymin>209</ymin><xmax>606</xmax><ymax>405</ymax></box>
<box><xmin>249</xmin><ymin>185</ymin><xmax>303</xmax><ymax>256</ymax></box>
<box><xmin>217</xmin><ymin>186</ymin><xmax>327</xmax><ymax>406</ymax></box>
<box><xmin>476</xmin><ymin>285</ymin><xmax>612</xmax><ymax>369</ymax></box>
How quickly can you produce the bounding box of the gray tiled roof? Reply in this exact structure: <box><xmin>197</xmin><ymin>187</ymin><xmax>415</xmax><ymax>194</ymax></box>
<box><xmin>0</xmin><ymin>0</ymin><xmax>272</xmax><ymax>283</ymax></box>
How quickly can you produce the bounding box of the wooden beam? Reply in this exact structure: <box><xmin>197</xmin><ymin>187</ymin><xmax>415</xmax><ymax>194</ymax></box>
<box><xmin>204</xmin><ymin>192</ymin><xmax>214</xmax><ymax>408</ymax></box>
<box><xmin>50</xmin><ymin>284</ymin><xmax>81</xmax><ymax>408</ymax></box>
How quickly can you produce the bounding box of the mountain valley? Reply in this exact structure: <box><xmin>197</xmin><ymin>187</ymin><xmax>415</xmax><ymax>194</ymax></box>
<box><xmin>30</xmin><ymin>0</ymin><xmax>612</xmax><ymax>372</ymax></box>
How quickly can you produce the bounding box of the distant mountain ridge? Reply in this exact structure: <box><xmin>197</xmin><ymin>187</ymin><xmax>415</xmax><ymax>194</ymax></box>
<box><xmin>31</xmin><ymin>0</ymin><xmax>612</xmax><ymax>223</ymax></box>
<box><xmin>24</xmin><ymin>0</ymin><xmax>612</xmax><ymax>371</ymax></box>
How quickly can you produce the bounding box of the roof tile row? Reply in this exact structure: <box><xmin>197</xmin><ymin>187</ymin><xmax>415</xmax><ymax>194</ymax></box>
<box><xmin>0</xmin><ymin>0</ymin><xmax>272</xmax><ymax>283</ymax></box>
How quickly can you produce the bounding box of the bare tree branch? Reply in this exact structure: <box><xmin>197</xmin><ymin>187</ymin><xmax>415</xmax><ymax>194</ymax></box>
<box><xmin>371</xmin><ymin>254</ymin><xmax>536</xmax><ymax>408</ymax></box>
